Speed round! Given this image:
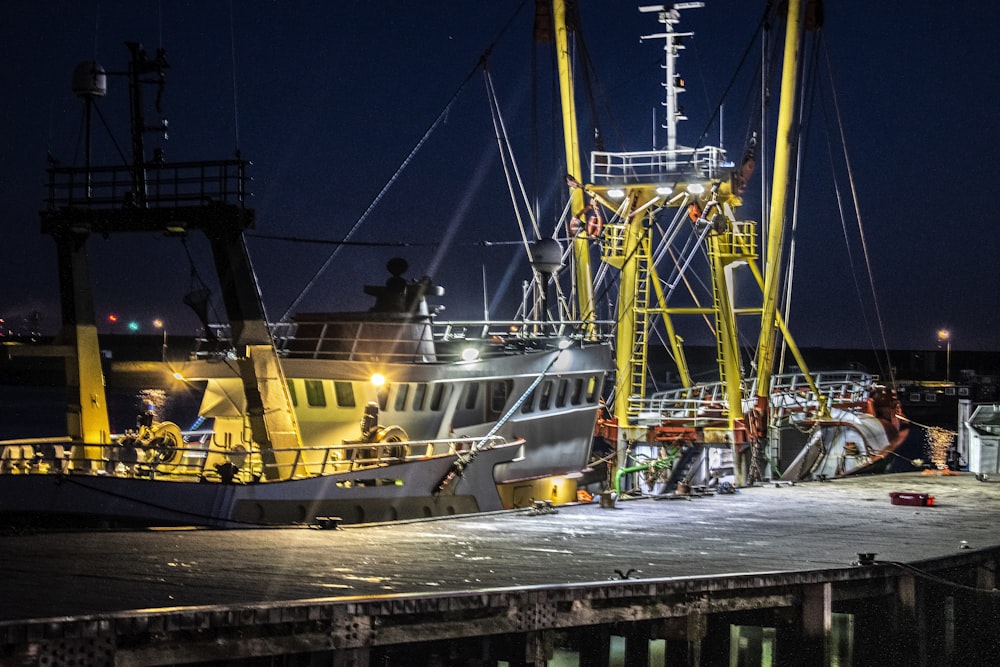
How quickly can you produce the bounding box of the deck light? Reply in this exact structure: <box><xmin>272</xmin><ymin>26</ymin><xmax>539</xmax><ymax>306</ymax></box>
<box><xmin>370</xmin><ymin>373</ymin><xmax>386</xmax><ymax>387</ymax></box>
<box><xmin>607</xmin><ymin>188</ymin><xmax>625</xmax><ymax>199</ymax></box>
<box><xmin>461</xmin><ymin>347</ymin><xmax>480</xmax><ymax>361</ymax></box>
<box><xmin>686</xmin><ymin>183</ymin><xmax>705</xmax><ymax>195</ymax></box>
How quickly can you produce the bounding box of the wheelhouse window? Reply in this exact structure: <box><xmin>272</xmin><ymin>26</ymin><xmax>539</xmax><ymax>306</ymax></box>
<box><xmin>305</xmin><ymin>380</ymin><xmax>327</xmax><ymax>407</ymax></box>
<box><xmin>287</xmin><ymin>380</ymin><xmax>298</xmax><ymax>407</ymax></box>
<box><xmin>412</xmin><ymin>383</ymin><xmax>428</xmax><ymax>410</ymax></box>
<box><xmin>521</xmin><ymin>388</ymin><xmax>536</xmax><ymax>413</ymax></box>
<box><xmin>394</xmin><ymin>383</ymin><xmax>410</xmax><ymax>411</ymax></box>
<box><xmin>430</xmin><ymin>383</ymin><xmax>450</xmax><ymax>411</ymax></box>
<box><xmin>538</xmin><ymin>380</ymin><xmax>553</xmax><ymax>411</ymax></box>
<box><xmin>555</xmin><ymin>379</ymin><xmax>569</xmax><ymax>408</ymax></box>
<box><xmin>464</xmin><ymin>382</ymin><xmax>480</xmax><ymax>410</ymax></box>
<box><xmin>571</xmin><ymin>378</ymin><xmax>584</xmax><ymax>405</ymax></box>
<box><xmin>487</xmin><ymin>380</ymin><xmax>512</xmax><ymax>421</ymax></box>
<box><xmin>334</xmin><ymin>381</ymin><xmax>355</xmax><ymax>408</ymax></box>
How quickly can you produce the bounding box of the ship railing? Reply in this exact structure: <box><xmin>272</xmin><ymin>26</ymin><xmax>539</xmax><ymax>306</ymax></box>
<box><xmin>768</xmin><ymin>371</ymin><xmax>874</xmax><ymax>413</ymax></box>
<box><xmin>629</xmin><ymin>397</ymin><xmax>731</xmax><ymax>429</ymax></box>
<box><xmin>631</xmin><ymin>389</ymin><xmax>736</xmax><ymax>429</ymax></box>
<box><xmin>0</xmin><ymin>434</ymin><xmax>508</xmax><ymax>483</ymax></box>
<box><xmin>590</xmin><ymin>146</ymin><xmax>730</xmax><ymax>186</ymax></box>
<box><xmin>194</xmin><ymin>318</ymin><xmax>615</xmax><ymax>363</ymax></box>
<box><xmin>44</xmin><ymin>159</ymin><xmax>251</xmax><ymax>210</ymax></box>
<box><xmin>634</xmin><ymin>371</ymin><xmax>875</xmax><ymax>426</ymax></box>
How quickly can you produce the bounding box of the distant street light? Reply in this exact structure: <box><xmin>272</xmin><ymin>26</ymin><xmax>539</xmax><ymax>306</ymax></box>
<box><xmin>153</xmin><ymin>318</ymin><xmax>167</xmax><ymax>362</ymax></box>
<box><xmin>937</xmin><ymin>329</ymin><xmax>951</xmax><ymax>381</ymax></box>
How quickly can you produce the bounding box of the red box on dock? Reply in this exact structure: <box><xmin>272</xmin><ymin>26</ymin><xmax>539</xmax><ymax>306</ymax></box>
<box><xmin>889</xmin><ymin>492</ymin><xmax>934</xmax><ymax>506</ymax></box>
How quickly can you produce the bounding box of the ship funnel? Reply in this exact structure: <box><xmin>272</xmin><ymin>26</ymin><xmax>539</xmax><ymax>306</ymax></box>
<box><xmin>72</xmin><ymin>61</ymin><xmax>107</xmax><ymax>98</ymax></box>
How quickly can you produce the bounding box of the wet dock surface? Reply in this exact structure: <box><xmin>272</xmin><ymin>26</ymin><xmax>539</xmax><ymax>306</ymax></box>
<box><xmin>1</xmin><ymin>472</ymin><xmax>998</xmax><ymax>622</ymax></box>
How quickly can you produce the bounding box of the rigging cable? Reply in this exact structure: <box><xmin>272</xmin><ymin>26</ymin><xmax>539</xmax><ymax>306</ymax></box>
<box><xmin>686</xmin><ymin>4</ymin><xmax>772</xmax><ymax>168</ymax></box>
<box><xmin>484</xmin><ymin>68</ymin><xmax>541</xmax><ymax>246</ymax></box>
<box><xmin>821</xmin><ymin>39</ymin><xmax>895</xmax><ymax>386</ymax></box>
<box><xmin>277</xmin><ymin>84</ymin><xmax>464</xmax><ymax>323</ymax></box>
<box><xmin>278</xmin><ymin>0</ymin><xmax>532</xmax><ymax>323</ymax></box>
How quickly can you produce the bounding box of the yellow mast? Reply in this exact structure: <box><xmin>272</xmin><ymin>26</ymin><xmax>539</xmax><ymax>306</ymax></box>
<box><xmin>553</xmin><ymin>0</ymin><xmax>596</xmax><ymax>332</ymax></box>
<box><xmin>755</xmin><ymin>0</ymin><xmax>804</xmax><ymax>404</ymax></box>
<box><xmin>548</xmin><ymin>0</ymin><xmax>827</xmax><ymax>488</ymax></box>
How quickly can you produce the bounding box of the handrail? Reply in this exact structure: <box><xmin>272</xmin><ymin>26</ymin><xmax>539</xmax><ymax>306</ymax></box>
<box><xmin>45</xmin><ymin>159</ymin><xmax>251</xmax><ymax>210</ymax></box>
<box><xmin>632</xmin><ymin>371</ymin><xmax>876</xmax><ymax>426</ymax></box>
<box><xmin>0</xmin><ymin>435</ymin><xmax>511</xmax><ymax>482</ymax></box>
<box><xmin>590</xmin><ymin>146</ymin><xmax>730</xmax><ymax>185</ymax></box>
<box><xmin>195</xmin><ymin>318</ymin><xmax>616</xmax><ymax>363</ymax></box>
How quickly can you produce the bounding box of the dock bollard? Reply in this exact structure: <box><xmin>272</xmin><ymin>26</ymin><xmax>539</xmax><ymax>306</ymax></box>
<box><xmin>598</xmin><ymin>491</ymin><xmax>616</xmax><ymax>509</ymax></box>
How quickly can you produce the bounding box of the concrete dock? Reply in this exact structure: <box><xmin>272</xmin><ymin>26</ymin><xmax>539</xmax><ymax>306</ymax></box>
<box><xmin>1</xmin><ymin>472</ymin><xmax>999</xmax><ymax>665</ymax></box>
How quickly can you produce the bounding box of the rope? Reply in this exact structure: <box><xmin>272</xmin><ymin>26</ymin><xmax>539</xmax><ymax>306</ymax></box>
<box><xmin>436</xmin><ymin>345</ymin><xmax>571</xmax><ymax>494</ymax></box>
<box><xmin>898</xmin><ymin>414</ymin><xmax>958</xmax><ymax>436</ymax></box>
<box><xmin>247</xmin><ymin>233</ymin><xmax>433</xmax><ymax>247</ymax></box>
<box><xmin>874</xmin><ymin>559</ymin><xmax>1000</xmax><ymax>596</ymax></box>
<box><xmin>57</xmin><ymin>474</ymin><xmax>269</xmax><ymax>527</ymax></box>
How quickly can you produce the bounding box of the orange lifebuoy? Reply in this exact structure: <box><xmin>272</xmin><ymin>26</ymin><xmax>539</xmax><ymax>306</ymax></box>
<box><xmin>688</xmin><ymin>202</ymin><xmax>702</xmax><ymax>222</ymax></box>
<box><xmin>585</xmin><ymin>207</ymin><xmax>603</xmax><ymax>237</ymax></box>
<box><xmin>570</xmin><ymin>201</ymin><xmax>603</xmax><ymax>238</ymax></box>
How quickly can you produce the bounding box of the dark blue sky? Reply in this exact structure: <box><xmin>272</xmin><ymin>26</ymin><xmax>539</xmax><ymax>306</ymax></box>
<box><xmin>1</xmin><ymin>1</ymin><xmax>998</xmax><ymax>351</ymax></box>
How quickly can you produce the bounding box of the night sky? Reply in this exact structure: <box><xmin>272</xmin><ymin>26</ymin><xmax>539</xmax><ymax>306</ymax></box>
<box><xmin>1</xmin><ymin>1</ymin><xmax>997</xmax><ymax>352</ymax></box>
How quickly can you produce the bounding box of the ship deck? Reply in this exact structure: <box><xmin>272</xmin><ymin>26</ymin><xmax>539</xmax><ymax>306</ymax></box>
<box><xmin>1</xmin><ymin>472</ymin><xmax>996</xmax><ymax>622</ymax></box>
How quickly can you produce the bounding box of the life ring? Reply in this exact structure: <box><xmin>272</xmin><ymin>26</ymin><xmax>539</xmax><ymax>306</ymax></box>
<box><xmin>569</xmin><ymin>203</ymin><xmax>603</xmax><ymax>238</ymax></box>
<box><xmin>688</xmin><ymin>202</ymin><xmax>702</xmax><ymax>222</ymax></box>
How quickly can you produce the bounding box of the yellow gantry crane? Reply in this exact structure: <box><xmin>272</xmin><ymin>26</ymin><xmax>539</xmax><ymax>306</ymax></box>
<box><xmin>552</xmin><ymin>0</ymin><xmax>827</xmax><ymax>485</ymax></box>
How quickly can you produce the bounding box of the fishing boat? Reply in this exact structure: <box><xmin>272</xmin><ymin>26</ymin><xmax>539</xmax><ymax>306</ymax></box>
<box><xmin>1</xmin><ymin>1</ymin><xmax>908</xmax><ymax>529</ymax></box>
<box><xmin>533</xmin><ymin>0</ymin><xmax>908</xmax><ymax>494</ymax></box>
<box><xmin>0</xmin><ymin>38</ymin><xmax>613</xmax><ymax>529</ymax></box>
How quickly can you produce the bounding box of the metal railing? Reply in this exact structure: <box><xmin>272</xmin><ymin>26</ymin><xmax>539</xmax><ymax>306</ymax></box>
<box><xmin>0</xmin><ymin>434</ymin><xmax>509</xmax><ymax>483</ymax></box>
<box><xmin>590</xmin><ymin>146</ymin><xmax>730</xmax><ymax>186</ymax></box>
<box><xmin>196</xmin><ymin>318</ymin><xmax>616</xmax><ymax>363</ymax></box>
<box><xmin>632</xmin><ymin>371</ymin><xmax>875</xmax><ymax>427</ymax></box>
<box><xmin>45</xmin><ymin>159</ymin><xmax>251</xmax><ymax>210</ymax></box>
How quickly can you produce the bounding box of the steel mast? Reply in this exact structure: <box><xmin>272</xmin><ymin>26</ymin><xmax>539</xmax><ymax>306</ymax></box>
<box><xmin>553</xmin><ymin>0</ymin><xmax>597</xmax><ymax>336</ymax></box>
